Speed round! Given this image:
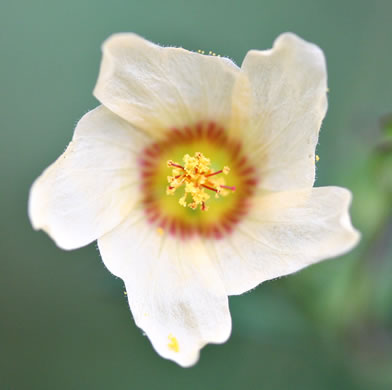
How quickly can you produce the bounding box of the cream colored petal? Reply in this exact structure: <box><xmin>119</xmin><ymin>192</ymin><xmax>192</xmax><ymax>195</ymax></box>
<box><xmin>98</xmin><ymin>209</ymin><xmax>231</xmax><ymax>367</ymax></box>
<box><xmin>29</xmin><ymin>106</ymin><xmax>150</xmax><ymax>250</ymax></box>
<box><xmin>207</xmin><ymin>187</ymin><xmax>360</xmax><ymax>296</ymax></box>
<box><xmin>94</xmin><ymin>33</ymin><xmax>239</xmax><ymax>136</ymax></box>
<box><xmin>240</xmin><ymin>33</ymin><xmax>328</xmax><ymax>191</ymax></box>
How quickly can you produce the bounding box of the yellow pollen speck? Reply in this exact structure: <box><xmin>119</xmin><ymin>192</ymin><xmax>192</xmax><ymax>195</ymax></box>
<box><xmin>315</xmin><ymin>154</ymin><xmax>320</xmax><ymax>162</ymax></box>
<box><xmin>157</xmin><ymin>227</ymin><xmax>164</xmax><ymax>235</ymax></box>
<box><xmin>197</xmin><ymin>50</ymin><xmax>219</xmax><ymax>57</ymax></box>
<box><xmin>168</xmin><ymin>334</ymin><xmax>179</xmax><ymax>352</ymax></box>
<box><xmin>166</xmin><ymin>152</ymin><xmax>235</xmax><ymax>211</ymax></box>
<box><xmin>124</xmin><ymin>291</ymin><xmax>127</xmax><ymax>296</ymax></box>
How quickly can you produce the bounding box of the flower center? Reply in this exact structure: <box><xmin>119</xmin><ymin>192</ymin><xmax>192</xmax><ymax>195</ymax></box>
<box><xmin>139</xmin><ymin>121</ymin><xmax>257</xmax><ymax>239</ymax></box>
<box><xmin>166</xmin><ymin>152</ymin><xmax>235</xmax><ymax>212</ymax></box>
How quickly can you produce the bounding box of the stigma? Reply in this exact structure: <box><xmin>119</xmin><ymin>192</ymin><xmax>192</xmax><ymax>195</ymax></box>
<box><xmin>166</xmin><ymin>152</ymin><xmax>235</xmax><ymax>211</ymax></box>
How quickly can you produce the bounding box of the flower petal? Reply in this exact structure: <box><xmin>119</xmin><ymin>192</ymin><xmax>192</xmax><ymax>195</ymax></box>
<box><xmin>29</xmin><ymin>106</ymin><xmax>149</xmax><ymax>250</ymax></box>
<box><xmin>240</xmin><ymin>33</ymin><xmax>328</xmax><ymax>191</ymax></box>
<box><xmin>207</xmin><ymin>187</ymin><xmax>360</xmax><ymax>295</ymax></box>
<box><xmin>93</xmin><ymin>33</ymin><xmax>240</xmax><ymax>135</ymax></box>
<box><xmin>98</xmin><ymin>209</ymin><xmax>231</xmax><ymax>367</ymax></box>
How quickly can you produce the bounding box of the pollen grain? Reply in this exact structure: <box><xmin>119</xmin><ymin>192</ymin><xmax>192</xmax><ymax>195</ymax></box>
<box><xmin>168</xmin><ymin>334</ymin><xmax>180</xmax><ymax>353</ymax></box>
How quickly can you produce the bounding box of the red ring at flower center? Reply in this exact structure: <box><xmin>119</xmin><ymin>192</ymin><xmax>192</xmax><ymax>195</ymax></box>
<box><xmin>139</xmin><ymin>121</ymin><xmax>257</xmax><ymax>240</ymax></box>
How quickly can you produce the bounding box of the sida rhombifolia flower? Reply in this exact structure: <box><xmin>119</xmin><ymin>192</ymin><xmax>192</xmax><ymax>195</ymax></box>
<box><xmin>29</xmin><ymin>33</ymin><xmax>360</xmax><ymax>366</ymax></box>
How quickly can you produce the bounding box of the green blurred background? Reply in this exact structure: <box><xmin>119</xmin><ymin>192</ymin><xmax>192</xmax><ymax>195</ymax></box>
<box><xmin>1</xmin><ymin>0</ymin><xmax>391</xmax><ymax>389</ymax></box>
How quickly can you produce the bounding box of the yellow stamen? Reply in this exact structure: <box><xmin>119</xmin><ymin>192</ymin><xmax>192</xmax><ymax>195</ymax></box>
<box><xmin>168</xmin><ymin>334</ymin><xmax>179</xmax><ymax>352</ymax></box>
<box><xmin>315</xmin><ymin>154</ymin><xmax>320</xmax><ymax>162</ymax></box>
<box><xmin>167</xmin><ymin>152</ymin><xmax>235</xmax><ymax>211</ymax></box>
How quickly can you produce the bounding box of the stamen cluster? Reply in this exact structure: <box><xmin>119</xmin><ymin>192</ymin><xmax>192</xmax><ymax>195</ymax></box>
<box><xmin>167</xmin><ymin>152</ymin><xmax>234</xmax><ymax>211</ymax></box>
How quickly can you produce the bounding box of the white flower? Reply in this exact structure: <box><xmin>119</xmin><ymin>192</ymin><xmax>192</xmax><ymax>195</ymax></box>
<box><xmin>29</xmin><ymin>33</ymin><xmax>360</xmax><ymax>367</ymax></box>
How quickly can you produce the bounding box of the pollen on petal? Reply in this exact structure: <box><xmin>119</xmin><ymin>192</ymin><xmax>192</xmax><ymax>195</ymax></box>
<box><xmin>157</xmin><ymin>227</ymin><xmax>164</xmax><ymax>235</ymax></box>
<box><xmin>168</xmin><ymin>334</ymin><xmax>179</xmax><ymax>352</ymax></box>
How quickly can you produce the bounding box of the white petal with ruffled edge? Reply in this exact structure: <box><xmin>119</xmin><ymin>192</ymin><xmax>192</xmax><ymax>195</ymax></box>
<box><xmin>93</xmin><ymin>33</ymin><xmax>240</xmax><ymax>135</ymax></box>
<box><xmin>240</xmin><ymin>33</ymin><xmax>328</xmax><ymax>191</ymax></box>
<box><xmin>98</xmin><ymin>208</ymin><xmax>231</xmax><ymax>367</ymax></box>
<box><xmin>29</xmin><ymin>106</ymin><xmax>150</xmax><ymax>250</ymax></box>
<box><xmin>207</xmin><ymin>187</ymin><xmax>360</xmax><ymax>296</ymax></box>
